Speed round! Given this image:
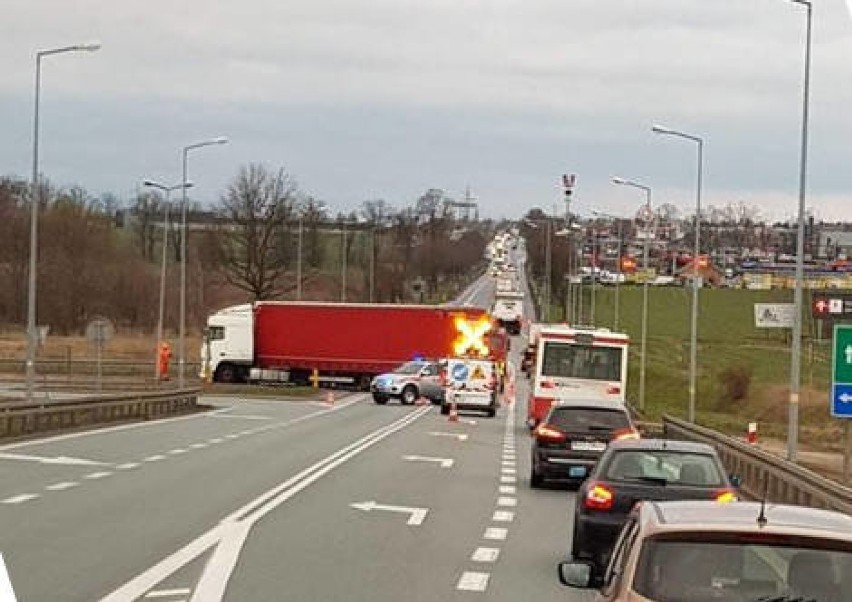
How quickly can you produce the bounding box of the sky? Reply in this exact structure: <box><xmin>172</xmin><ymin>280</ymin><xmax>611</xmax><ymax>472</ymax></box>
<box><xmin>2</xmin><ymin>0</ymin><xmax>852</xmax><ymax>222</ymax></box>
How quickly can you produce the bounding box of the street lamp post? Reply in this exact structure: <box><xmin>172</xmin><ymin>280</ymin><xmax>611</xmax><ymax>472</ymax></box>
<box><xmin>143</xmin><ymin>180</ymin><xmax>193</xmax><ymax>380</ymax></box>
<box><xmin>26</xmin><ymin>42</ymin><xmax>101</xmax><ymax>401</ymax></box>
<box><xmin>613</xmin><ymin>177</ymin><xmax>653</xmax><ymax>411</ymax></box>
<box><xmin>783</xmin><ymin>0</ymin><xmax>813</xmax><ymax>462</ymax></box>
<box><xmin>593</xmin><ymin>211</ymin><xmax>624</xmax><ymax>331</ymax></box>
<box><xmin>341</xmin><ymin>223</ymin><xmax>347</xmax><ymax>302</ymax></box>
<box><xmin>179</xmin><ymin>137</ymin><xmax>228</xmax><ymax>388</ymax></box>
<box><xmin>652</xmin><ymin>124</ymin><xmax>704</xmax><ymax>424</ymax></box>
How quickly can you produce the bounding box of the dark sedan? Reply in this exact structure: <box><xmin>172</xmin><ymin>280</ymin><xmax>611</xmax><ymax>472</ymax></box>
<box><xmin>570</xmin><ymin>438</ymin><xmax>738</xmax><ymax>573</ymax></box>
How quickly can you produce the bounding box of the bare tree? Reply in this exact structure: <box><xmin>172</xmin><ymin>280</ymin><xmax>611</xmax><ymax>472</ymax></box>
<box><xmin>215</xmin><ymin>164</ymin><xmax>298</xmax><ymax>300</ymax></box>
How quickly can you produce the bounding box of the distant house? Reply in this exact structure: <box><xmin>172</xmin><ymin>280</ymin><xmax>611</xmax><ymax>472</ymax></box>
<box><xmin>677</xmin><ymin>257</ymin><xmax>723</xmax><ymax>287</ymax></box>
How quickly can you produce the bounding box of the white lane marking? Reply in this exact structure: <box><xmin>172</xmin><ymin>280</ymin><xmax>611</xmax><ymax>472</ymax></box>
<box><xmin>492</xmin><ymin>510</ymin><xmax>514</xmax><ymax>523</ymax></box>
<box><xmin>484</xmin><ymin>527</ymin><xmax>508</xmax><ymax>541</ymax></box>
<box><xmin>0</xmin><ymin>553</ymin><xmax>17</xmax><ymax>602</ymax></box>
<box><xmin>84</xmin><ymin>472</ymin><xmax>112</xmax><ymax>480</ymax></box>
<box><xmin>46</xmin><ymin>481</ymin><xmax>79</xmax><ymax>491</ymax></box>
<box><xmin>457</xmin><ymin>572</ymin><xmax>490</xmax><ymax>592</ymax></box>
<box><xmin>1</xmin><ymin>494</ymin><xmax>39</xmax><ymax>505</ymax></box>
<box><xmin>0</xmin><ymin>452</ymin><xmax>109</xmax><ymax>467</ymax></box>
<box><xmin>116</xmin><ymin>463</ymin><xmax>140</xmax><ymax>470</ymax></box>
<box><xmin>210</xmin><ymin>414</ymin><xmax>271</xmax><ymax>421</ymax></box>
<box><xmin>168</xmin><ymin>449</ymin><xmax>188</xmax><ymax>455</ymax></box>
<box><xmin>497</xmin><ymin>496</ymin><xmax>517</xmax><ymax>507</ymax></box>
<box><xmin>225</xmin><ymin>434</ymin><xmax>240</xmax><ymax>440</ymax></box>
<box><xmin>501</xmin><ymin>468</ymin><xmax>516</xmax><ymax>475</ymax></box>
<box><xmin>349</xmin><ymin>501</ymin><xmax>429</xmax><ymax>526</ymax></box>
<box><xmin>501</xmin><ymin>461</ymin><xmax>515</xmax><ymax>467</ymax></box>
<box><xmin>402</xmin><ymin>455</ymin><xmax>454</xmax><ymax>468</ymax></box>
<box><xmin>428</xmin><ymin>432</ymin><xmax>468</xmax><ymax>441</ymax></box>
<box><xmin>239</xmin><ymin>431</ymin><xmax>254</xmax><ymax>436</ymax></box>
<box><xmin>190</xmin><ymin>443</ymin><xmax>207</xmax><ymax>450</ymax></box>
<box><xmin>499</xmin><ymin>485</ymin><xmax>517</xmax><ymax>495</ymax></box>
<box><xmin>0</xmin><ymin>406</ymin><xmax>227</xmax><ymax>452</ymax></box>
<box><xmin>471</xmin><ymin>547</ymin><xmax>500</xmax><ymax>563</ymax></box>
<box><xmin>99</xmin><ymin>406</ymin><xmax>430</xmax><ymax>602</ymax></box>
<box><xmin>144</xmin><ymin>455</ymin><xmax>166</xmax><ymax>462</ymax></box>
<box><xmin>144</xmin><ymin>588</ymin><xmax>192</xmax><ymax>598</ymax></box>
<box><xmin>208</xmin><ymin>439</ymin><xmax>224</xmax><ymax>444</ymax></box>
<box><xmin>0</xmin><ymin>392</ymin><xmax>366</xmax><ymax>455</ymax></box>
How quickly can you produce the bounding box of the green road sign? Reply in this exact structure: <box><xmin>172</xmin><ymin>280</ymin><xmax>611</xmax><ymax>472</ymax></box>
<box><xmin>834</xmin><ymin>325</ymin><xmax>852</xmax><ymax>383</ymax></box>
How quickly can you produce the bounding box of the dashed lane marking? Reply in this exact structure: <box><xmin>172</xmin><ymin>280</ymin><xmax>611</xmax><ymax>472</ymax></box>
<box><xmin>457</xmin><ymin>571</ymin><xmax>490</xmax><ymax>592</ymax></box>
<box><xmin>84</xmin><ymin>472</ymin><xmax>112</xmax><ymax>480</ymax></box>
<box><xmin>1</xmin><ymin>494</ymin><xmax>39</xmax><ymax>504</ymax></box>
<box><xmin>497</xmin><ymin>497</ymin><xmax>517</xmax><ymax>507</ymax></box>
<box><xmin>471</xmin><ymin>547</ymin><xmax>500</xmax><ymax>563</ymax></box>
<box><xmin>499</xmin><ymin>485</ymin><xmax>516</xmax><ymax>495</ymax></box>
<box><xmin>46</xmin><ymin>482</ymin><xmax>79</xmax><ymax>491</ymax></box>
<box><xmin>168</xmin><ymin>449</ymin><xmax>188</xmax><ymax>455</ymax></box>
<box><xmin>144</xmin><ymin>455</ymin><xmax>166</xmax><ymax>462</ymax></box>
<box><xmin>116</xmin><ymin>463</ymin><xmax>140</xmax><ymax>470</ymax></box>
<box><xmin>484</xmin><ymin>527</ymin><xmax>508</xmax><ymax>541</ymax></box>
<box><xmin>492</xmin><ymin>510</ymin><xmax>514</xmax><ymax>523</ymax></box>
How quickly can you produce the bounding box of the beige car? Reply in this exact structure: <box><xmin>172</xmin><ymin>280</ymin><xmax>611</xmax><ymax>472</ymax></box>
<box><xmin>558</xmin><ymin>499</ymin><xmax>852</xmax><ymax>602</ymax></box>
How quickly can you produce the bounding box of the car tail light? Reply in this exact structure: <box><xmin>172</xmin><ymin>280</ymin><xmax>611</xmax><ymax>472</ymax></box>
<box><xmin>714</xmin><ymin>489</ymin><xmax>738</xmax><ymax>504</ymax></box>
<box><xmin>612</xmin><ymin>427</ymin><xmax>640</xmax><ymax>441</ymax></box>
<box><xmin>606</xmin><ymin>385</ymin><xmax>621</xmax><ymax>395</ymax></box>
<box><xmin>584</xmin><ymin>482</ymin><xmax>615</xmax><ymax>511</ymax></box>
<box><xmin>533</xmin><ymin>423</ymin><xmax>567</xmax><ymax>443</ymax></box>
<box><xmin>540</xmin><ymin>380</ymin><xmax>556</xmax><ymax>389</ymax></box>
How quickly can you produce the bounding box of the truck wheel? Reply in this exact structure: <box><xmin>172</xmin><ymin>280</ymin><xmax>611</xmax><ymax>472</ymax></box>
<box><xmin>372</xmin><ymin>393</ymin><xmax>388</xmax><ymax>405</ymax></box>
<box><xmin>487</xmin><ymin>407</ymin><xmax>497</xmax><ymax>418</ymax></box>
<box><xmin>215</xmin><ymin>363</ymin><xmax>236</xmax><ymax>384</ymax></box>
<box><xmin>401</xmin><ymin>386</ymin><xmax>417</xmax><ymax>405</ymax></box>
<box><xmin>358</xmin><ymin>375</ymin><xmax>372</xmax><ymax>391</ymax></box>
<box><xmin>440</xmin><ymin>403</ymin><xmax>450</xmax><ymax>415</ymax></box>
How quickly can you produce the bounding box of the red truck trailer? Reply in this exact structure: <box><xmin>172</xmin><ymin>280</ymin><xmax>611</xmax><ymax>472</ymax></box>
<box><xmin>201</xmin><ymin>302</ymin><xmax>496</xmax><ymax>388</ymax></box>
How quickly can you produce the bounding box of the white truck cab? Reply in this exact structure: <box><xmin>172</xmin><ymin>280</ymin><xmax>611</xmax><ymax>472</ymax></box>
<box><xmin>200</xmin><ymin>304</ymin><xmax>254</xmax><ymax>382</ymax></box>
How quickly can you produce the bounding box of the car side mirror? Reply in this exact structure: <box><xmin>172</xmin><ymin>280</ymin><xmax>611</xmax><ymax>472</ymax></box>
<box><xmin>729</xmin><ymin>474</ymin><xmax>742</xmax><ymax>488</ymax></box>
<box><xmin>557</xmin><ymin>561</ymin><xmax>594</xmax><ymax>589</ymax></box>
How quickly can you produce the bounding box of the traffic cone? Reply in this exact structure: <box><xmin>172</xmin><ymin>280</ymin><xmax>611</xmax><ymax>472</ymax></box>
<box><xmin>448</xmin><ymin>400</ymin><xmax>459</xmax><ymax>423</ymax></box>
<box><xmin>746</xmin><ymin>422</ymin><xmax>757</xmax><ymax>445</ymax></box>
<box><xmin>325</xmin><ymin>391</ymin><xmax>335</xmax><ymax>406</ymax></box>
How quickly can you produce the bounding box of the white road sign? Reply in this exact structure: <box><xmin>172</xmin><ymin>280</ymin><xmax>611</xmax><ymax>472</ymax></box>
<box><xmin>754</xmin><ymin>303</ymin><xmax>795</xmax><ymax>328</ymax></box>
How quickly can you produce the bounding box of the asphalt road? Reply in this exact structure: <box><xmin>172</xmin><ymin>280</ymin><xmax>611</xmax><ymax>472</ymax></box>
<box><xmin>0</xmin><ymin>251</ymin><xmax>597</xmax><ymax>601</ymax></box>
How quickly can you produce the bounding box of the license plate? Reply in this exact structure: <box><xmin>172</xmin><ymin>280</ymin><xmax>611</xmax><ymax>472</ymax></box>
<box><xmin>569</xmin><ymin>466</ymin><xmax>587</xmax><ymax>478</ymax></box>
<box><xmin>571</xmin><ymin>441</ymin><xmax>607</xmax><ymax>452</ymax></box>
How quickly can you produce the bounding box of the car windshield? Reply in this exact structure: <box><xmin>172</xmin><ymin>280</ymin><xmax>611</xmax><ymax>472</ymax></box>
<box><xmin>394</xmin><ymin>361</ymin><xmax>425</xmax><ymax>375</ymax></box>
<box><xmin>547</xmin><ymin>407</ymin><xmax>629</xmax><ymax>433</ymax></box>
<box><xmin>541</xmin><ymin>342</ymin><xmax>622</xmax><ymax>381</ymax></box>
<box><xmin>603</xmin><ymin>450</ymin><xmax>724</xmax><ymax>486</ymax></box>
<box><xmin>634</xmin><ymin>538</ymin><xmax>852</xmax><ymax>602</ymax></box>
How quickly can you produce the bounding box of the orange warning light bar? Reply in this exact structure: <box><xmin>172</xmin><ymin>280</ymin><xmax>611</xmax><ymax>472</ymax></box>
<box><xmin>453</xmin><ymin>315</ymin><xmax>491</xmax><ymax>357</ymax></box>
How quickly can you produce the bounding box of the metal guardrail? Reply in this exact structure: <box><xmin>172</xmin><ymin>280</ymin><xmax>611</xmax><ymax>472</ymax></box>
<box><xmin>0</xmin><ymin>388</ymin><xmax>201</xmax><ymax>439</ymax></box>
<box><xmin>0</xmin><ymin>358</ymin><xmax>202</xmax><ymax>376</ymax></box>
<box><xmin>663</xmin><ymin>414</ymin><xmax>852</xmax><ymax>515</ymax></box>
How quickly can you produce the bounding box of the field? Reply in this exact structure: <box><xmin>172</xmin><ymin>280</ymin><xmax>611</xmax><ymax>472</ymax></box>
<box><xmin>567</xmin><ymin>285</ymin><xmax>840</xmax><ymax>450</ymax></box>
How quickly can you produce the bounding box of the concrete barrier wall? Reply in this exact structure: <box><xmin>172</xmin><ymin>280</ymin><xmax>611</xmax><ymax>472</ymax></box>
<box><xmin>0</xmin><ymin>389</ymin><xmax>201</xmax><ymax>439</ymax></box>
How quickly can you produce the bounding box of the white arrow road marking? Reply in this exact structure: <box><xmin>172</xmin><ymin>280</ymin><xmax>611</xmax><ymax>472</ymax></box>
<box><xmin>402</xmin><ymin>455</ymin><xmax>454</xmax><ymax>468</ymax></box>
<box><xmin>840</xmin><ymin>393</ymin><xmax>852</xmax><ymax>403</ymax></box>
<box><xmin>0</xmin><ymin>453</ymin><xmax>109</xmax><ymax>467</ymax></box>
<box><xmin>428</xmin><ymin>432</ymin><xmax>468</xmax><ymax>441</ymax></box>
<box><xmin>0</xmin><ymin>553</ymin><xmax>18</xmax><ymax>602</ymax></box>
<box><xmin>349</xmin><ymin>501</ymin><xmax>429</xmax><ymax>526</ymax></box>
<box><xmin>99</xmin><ymin>406</ymin><xmax>430</xmax><ymax>602</ymax></box>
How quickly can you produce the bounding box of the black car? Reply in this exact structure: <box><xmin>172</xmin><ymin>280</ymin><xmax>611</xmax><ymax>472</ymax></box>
<box><xmin>530</xmin><ymin>399</ymin><xmax>637</xmax><ymax>488</ymax></box>
<box><xmin>570</xmin><ymin>438</ymin><xmax>738</xmax><ymax>573</ymax></box>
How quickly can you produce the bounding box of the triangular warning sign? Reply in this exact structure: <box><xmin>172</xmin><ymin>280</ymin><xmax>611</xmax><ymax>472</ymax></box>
<box><xmin>0</xmin><ymin>554</ymin><xmax>18</xmax><ymax>602</ymax></box>
<box><xmin>471</xmin><ymin>364</ymin><xmax>486</xmax><ymax>380</ymax></box>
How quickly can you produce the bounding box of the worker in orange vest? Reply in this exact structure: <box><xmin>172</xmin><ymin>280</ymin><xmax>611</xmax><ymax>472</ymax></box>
<box><xmin>158</xmin><ymin>342</ymin><xmax>172</xmax><ymax>380</ymax></box>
